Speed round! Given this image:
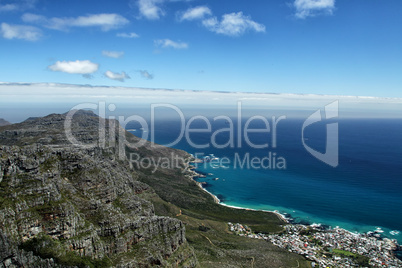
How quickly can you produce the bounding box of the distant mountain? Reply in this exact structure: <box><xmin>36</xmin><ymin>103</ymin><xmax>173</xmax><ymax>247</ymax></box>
<box><xmin>23</xmin><ymin>117</ymin><xmax>39</xmax><ymax>122</ymax></box>
<box><xmin>0</xmin><ymin>118</ymin><xmax>11</xmax><ymax>126</ymax></box>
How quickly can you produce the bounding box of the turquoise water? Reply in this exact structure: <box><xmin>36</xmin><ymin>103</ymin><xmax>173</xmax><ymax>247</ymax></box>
<box><xmin>127</xmin><ymin>116</ymin><xmax>402</xmax><ymax>244</ymax></box>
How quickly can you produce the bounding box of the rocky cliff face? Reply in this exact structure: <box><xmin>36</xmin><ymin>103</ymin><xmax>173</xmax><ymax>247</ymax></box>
<box><xmin>0</xmin><ymin>111</ymin><xmax>197</xmax><ymax>267</ymax></box>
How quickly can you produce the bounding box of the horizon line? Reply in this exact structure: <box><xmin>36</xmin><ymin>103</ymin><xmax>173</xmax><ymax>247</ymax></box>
<box><xmin>1</xmin><ymin>81</ymin><xmax>401</xmax><ymax>101</ymax></box>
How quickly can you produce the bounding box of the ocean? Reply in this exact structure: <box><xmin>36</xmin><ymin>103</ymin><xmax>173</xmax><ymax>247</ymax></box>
<box><xmin>126</xmin><ymin>112</ymin><xmax>402</xmax><ymax>244</ymax></box>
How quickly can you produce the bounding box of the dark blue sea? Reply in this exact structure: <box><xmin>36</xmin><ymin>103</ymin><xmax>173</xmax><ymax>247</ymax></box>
<box><xmin>126</xmin><ymin>112</ymin><xmax>402</xmax><ymax>243</ymax></box>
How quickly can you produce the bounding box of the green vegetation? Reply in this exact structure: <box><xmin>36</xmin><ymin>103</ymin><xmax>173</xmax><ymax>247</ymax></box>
<box><xmin>331</xmin><ymin>249</ymin><xmax>371</xmax><ymax>267</ymax></box>
<box><xmin>137</xmin><ymin>170</ymin><xmax>284</xmax><ymax>233</ymax></box>
<box><xmin>332</xmin><ymin>249</ymin><xmax>356</xmax><ymax>257</ymax></box>
<box><xmin>39</xmin><ymin>156</ymin><xmax>58</xmax><ymax>173</ymax></box>
<box><xmin>137</xmin><ymin>171</ymin><xmax>311</xmax><ymax>267</ymax></box>
<box><xmin>20</xmin><ymin>234</ymin><xmax>112</xmax><ymax>268</ymax></box>
<box><xmin>183</xmin><ymin>216</ymin><xmax>310</xmax><ymax>267</ymax></box>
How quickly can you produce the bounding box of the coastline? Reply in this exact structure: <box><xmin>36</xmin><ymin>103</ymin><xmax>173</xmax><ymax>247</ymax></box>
<box><xmin>188</xmin><ymin>166</ymin><xmax>289</xmax><ymax>224</ymax></box>
<box><xmin>187</xmin><ymin>163</ymin><xmax>401</xmax><ymax>243</ymax></box>
<box><xmin>181</xmin><ymin>154</ymin><xmax>402</xmax><ymax>266</ymax></box>
<box><xmin>188</xmin><ymin>168</ymin><xmax>402</xmax><ymax>264</ymax></box>
<box><xmin>219</xmin><ymin>202</ymin><xmax>289</xmax><ymax>224</ymax></box>
<box><xmin>194</xmin><ymin>180</ymin><xmax>221</xmax><ymax>204</ymax></box>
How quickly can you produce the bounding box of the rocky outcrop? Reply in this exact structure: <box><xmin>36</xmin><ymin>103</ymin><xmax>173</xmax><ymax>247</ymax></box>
<box><xmin>0</xmin><ymin>111</ymin><xmax>197</xmax><ymax>267</ymax></box>
<box><xmin>0</xmin><ymin>230</ymin><xmax>66</xmax><ymax>268</ymax></box>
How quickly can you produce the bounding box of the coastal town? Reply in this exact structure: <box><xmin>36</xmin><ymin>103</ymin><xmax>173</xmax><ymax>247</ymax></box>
<box><xmin>228</xmin><ymin>222</ymin><xmax>402</xmax><ymax>268</ymax></box>
<box><xmin>188</xmin><ymin>157</ymin><xmax>402</xmax><ymax>267</ymax></box>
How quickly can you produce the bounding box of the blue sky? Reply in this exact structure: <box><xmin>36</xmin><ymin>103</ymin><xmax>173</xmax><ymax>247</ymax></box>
<box><xmin>1</xmin><ymin>0</ymin><xmax>402</xmax><ymax>97</ymax></box>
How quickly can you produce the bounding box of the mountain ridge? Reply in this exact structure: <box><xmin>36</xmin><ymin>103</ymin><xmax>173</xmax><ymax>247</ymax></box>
<box><xmin>0</xmin><ymin>118</ymin><xmax>11</xmax><ymax>127</ymax></box>
<box><xmin>0</xmin><ymin>110</ymin><xmax>311</xmax><ymax>268</ymax></box>
<box><xmin>0</xmin><ymin>110</ymin><xmax>197</xmax><ymax>267</ymax></box>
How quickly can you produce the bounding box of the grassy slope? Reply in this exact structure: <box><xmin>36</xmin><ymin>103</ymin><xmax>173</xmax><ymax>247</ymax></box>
<box><xmin>137</xmin><ymin>169</ymin><xmax>311</xmax><ymax>268</ymax></box>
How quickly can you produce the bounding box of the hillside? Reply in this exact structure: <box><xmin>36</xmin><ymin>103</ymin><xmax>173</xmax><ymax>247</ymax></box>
<box><xmin>0</xmin><ymin>111</ymin><xmax>310</xmax><ymax>267</ymax></box>
<box><xmin>0</xmin><ymin>119</ymin><xmax>11</xmax><ymax>127</ymax></box>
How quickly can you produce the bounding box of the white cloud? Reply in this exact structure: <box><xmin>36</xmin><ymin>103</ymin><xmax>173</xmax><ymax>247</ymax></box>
<box><xmin>0</xmin><ymin>0</ymin><xmax>36</xmax><ymax>12</ymax></box>
<box><xmin>48</xmin><ymin>60</ymin><xmax>99</xmax><ymax>74</ymax></box>
<box><xmin>0</xmin><ymin>3</ymin><xmax>17</xmax><ymax>11</ymax></box>
<box><xmin>155</xmin><ymin>39</ymin><xmax>188</xmax><ymax>49</ymax></box>
<box><xmin>293</xmin><ymin>0</ymin><xmax>335</xmax><ymax>19</ymax></box>
<box><xmin>137</xmin><ymin>0</ymin><xmax>165</xmax><ymax>20</ymax></box>
<box><xmin>133</xmin><ymin>0</ymin><xmax>205</xmax><ymax>20</ymax></box>
<box><xmin>116</xmin><ymin>32</ymin><xmax>139</xmax><ymax>38</ymax></box>
<box><xmin>21</xmin><ymin>13</ymin><xmax>44</xmax><ymax>23</ymax></box>
<box><xmin>202</xmin><ymin>12</ymin><xmax>265</xmax><ymax>36</ymax></box>
<box><xmin>104</xmin><ymin>70</ymin><xmax>130</xmax><ymax>82</ymax></box>
<box><xmin>139</xmin><ymin>70</ymin><xmax>154</xmax><ymax>79</ymax></box>
<box><xmin>22</xmin><ymin>13</ymin><xmax>129</xmax><ymax>31</ymax></box>
<box><xmin>0</xmin><ymin>23</ymin><xmax>42</xmax><ymax>41</ymax></box>
<box><xmin>179</xmin><ymin>6</ymin><xmax>212</xmax><ymax>21</ymax></box>
<box><xmin>102</xmin><ymin>50</ymin><xmax>124</xmax><ymax>58</ymax></box>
